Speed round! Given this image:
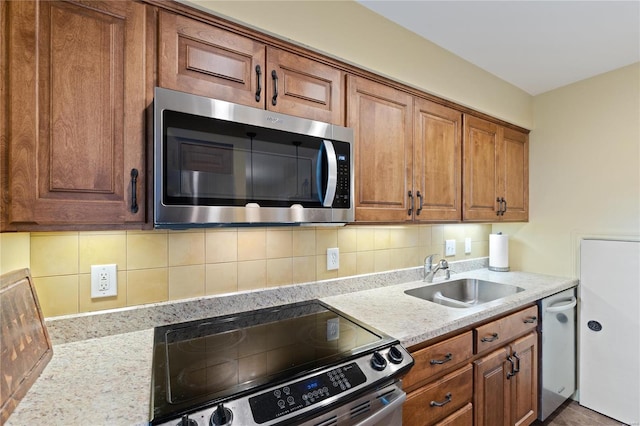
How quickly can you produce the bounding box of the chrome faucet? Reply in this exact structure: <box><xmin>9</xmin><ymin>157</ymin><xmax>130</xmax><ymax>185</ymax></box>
<box><xmin>424</xmin><ymin>254</ymin><xmax>450</xmax><ymax>283</ymax></box>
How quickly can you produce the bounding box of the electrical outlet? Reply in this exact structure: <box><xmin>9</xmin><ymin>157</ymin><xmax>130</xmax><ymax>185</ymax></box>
<box><xmin>445</xmin><ymin>239</ymin><xmax>456</xmax><ymax>256</ymax></box>
<box><xmin>327</xmin><ymin>247</ymin><xmax>339</xmax><ymax>270</ymax></box>
<box><xmin>465</xmin><ymin>237</ymin><xmax>472</xmax><ymax>254</ymax></box>
<box><xmin>91</xmin><ymin>264</ymin><xmax>117</xmax><ymax>298</ymax></box>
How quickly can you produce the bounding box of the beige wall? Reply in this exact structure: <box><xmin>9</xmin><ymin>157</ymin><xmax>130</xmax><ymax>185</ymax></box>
<box><xmin>495</xmin><ymin>63</ymin><xmax>640</xmax><ymax>277</ymax></box>
<box><xmin>184</xmin><ymin>0</ymin><xmax>533</xmax><ymax>129</ymax></box>
<box><xmin>0</xmin><ymin>225</ymin><xmax>491</xmax><ymax>317</ymax></box>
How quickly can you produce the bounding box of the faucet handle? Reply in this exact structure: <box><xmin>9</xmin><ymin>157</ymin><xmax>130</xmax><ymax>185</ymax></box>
<box><xmin>424</xmin><ymin>253</ymin><xmax>438</xmax><ymax>265</ymax></box>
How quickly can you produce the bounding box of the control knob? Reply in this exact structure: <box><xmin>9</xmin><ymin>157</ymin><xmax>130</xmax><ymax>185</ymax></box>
<box><xmin>210</xmin><ymin>404</ymin><xmax>233</xmax><ymax>426</ymax></box>
<box><xmin>178</xmin><ymin>415</ymin><xmax>198</xmax><ymax>426</ymax></box>
<box><xmin>387</xmin><ymin>346</ymin><xmax>404</xmax><ymax>364</ymax></box>
<box><xmin>370</xmin><ymin>351</ymin><xmax>387</xmax><ymax>371</ymax></box>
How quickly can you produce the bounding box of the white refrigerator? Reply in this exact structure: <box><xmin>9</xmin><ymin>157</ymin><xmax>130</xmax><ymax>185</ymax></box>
<box><xmin>579</xmin><ymin>239</ymin><xmax>639</xmax><ymax>425</ymax></box>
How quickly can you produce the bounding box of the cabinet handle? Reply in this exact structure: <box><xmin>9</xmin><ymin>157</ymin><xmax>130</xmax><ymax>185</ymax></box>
<box><xmin>271</xmin><ymin>70</ymin><xmax>278</xmax><ymax>106</ymax></box>
<box><xmin>480</xmin><ymin>332</ymin><xmax>499</xmax><ymax>343</ymax></box>
<box><xmin>430</xmin><ymin>353</ymin><xmax>452</xmax><ymax>365</ymax></box>
<box><xmin>496</xmin><ymin>197</ymin><xmax>502</xmax><ymax>216</ymax></box>
<box><xmin>506</xmin><ymin>355</ymin><xmax>516</xmax><ymax>379</ymax></box>
<box><xmin>512</xmin><ymin>352</ymin><xmax>521</xmax><ymax>374</ymax></box>
<box><xmin>430</xmin><ymin>392</ymin><xmax>452</xmax><ymax>407</ymax></box>
<box><xmin>130</xmin><ymin>168</ymin><xmax>139</xmax><ymax>214</ymax></box>
<box><xmin>523</xmin><ymin>316</ymin><xmax>537</xmax><ymax>324</ymax></box>
<box><xmin>416</xmin><ymin>190</ymin><xmax>423</xmax><ymax>216</ymax></box>
<box><xmin>407</xmin><ymin>191</ymin><xmax>414</xmax><ymax>216</ymax></box>
<box><xmin>255</xmin><ymin>65</ymin><xmax>262</xmax><ymax>102</ymax></box>
<box><xmin>502</xmin><ymin>198</ymin><xmax>507</xmax><ymax>215</ymax></box>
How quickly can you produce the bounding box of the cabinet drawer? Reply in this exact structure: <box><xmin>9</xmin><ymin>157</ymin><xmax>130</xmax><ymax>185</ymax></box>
<box><xmin>474</xmin><ymin>305</ymin><xmax>538</xmax><ymax>353</ymax></box>
<box><xmin>436</xmin><ymin>402</ymin><xmax>473</xmax><ymax>426</ymax></box>
<box><xmin>404</xmin><ymin>331</ymin><xmax>473</xmax><ymax>390</ymax></box>
<box><xmin>403</xmin><ymin>364</ymin><xmax>473</xmax><ymax>426</ymax></box>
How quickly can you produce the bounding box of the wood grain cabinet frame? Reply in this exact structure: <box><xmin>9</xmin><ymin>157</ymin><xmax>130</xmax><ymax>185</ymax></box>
<box><xmin>2</xmin><ymin>0</ymin><xmax>150</xmax><ymax>230</ymax></box>
<box><xmin>158</xmin><ymin>11</ymin><xmax>344</xmax><ymax>125</ymax></box>
<box><xmin>463</xmin><ymin>115</ymin><xmax>529</xmax><ymax>222</ymax></box>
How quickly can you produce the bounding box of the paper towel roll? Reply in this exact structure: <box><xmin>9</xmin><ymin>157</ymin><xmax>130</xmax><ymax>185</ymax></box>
<box><xmin>489</xmin><ymin>233</ymin><xmax>509</xmax><ymax>272</ymax></box>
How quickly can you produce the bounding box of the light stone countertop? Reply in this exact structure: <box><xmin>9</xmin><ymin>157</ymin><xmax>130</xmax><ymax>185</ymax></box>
<box><xmin>6</xmin><ymin>267</ymin><xmax>577</xmax><ymax>426</ymax></box>
<box><xmin>321</xmin><ymin>269</ymin><xmax>578</xmax><ymax>348</ymax></box>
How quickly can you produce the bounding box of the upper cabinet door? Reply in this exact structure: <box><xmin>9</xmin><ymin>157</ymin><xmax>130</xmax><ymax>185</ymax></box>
<box><xmin>4</xmin><ymin>0</ymin><xmax>148</xmax><ymax>229</ymax></box>
<box><xmin>413</xmin><ymin>98</ymin><xmax>462</xmax><ymax>222</ymax></box>
<box><xmin>463</xmin><ymin>115</ymin><xmax>500</xmax><ymax>221</ymax></box>
<box><xmin>500</xmin><ymin>128</ymin><xmax>529</xmax><ymax>221</ymax></box>
<box><xmin>158</xmin><ymin>11</ymin><xmax>266</xmax><ymax>108</ymax></box>
<box><xmin>266</xmin><ymin>47</ymin><xmax>343</xmax><ymax>125</ymax></box>
<box><xmin>347</xmin><ymin>75</ymin><xmax>413</xmax><ymax>223</ymax></box>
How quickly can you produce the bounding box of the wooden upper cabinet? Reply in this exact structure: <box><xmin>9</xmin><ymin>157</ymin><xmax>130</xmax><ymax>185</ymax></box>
<box><xmin>158</xmin><ymin>12</ymin><xmax>344</xmax><ymax>125</ymax></box>
<box><xmin>3</xmin><ymin>0</ymin><xmax>149</xmax><ymax>229</ymax></box>
<box><xmin>347</xmin><ymin>75</ymin><xmax>413</xmax><ymax>223</ymax></box>
<box><xmin>266</xmin><ymin>47</ymin><xmax>343</xmax><ymax>124</ymax></box>
<box><xmin>463</xmin><ymin>115</ymin><xmax>529</xmax><ymax>222</ymax></box>
<box><xmin>413</xmin><ymin>98</ymin><xmax>462</xmax><ymax>222</ymax></box>
<box><xmin>158</xmin><ymin>11</ymin><xmax>265</xmax><ymax>108</ymax></box>
<box><xmin>500</xmin><ymin>127</ymin><xmax>529</xmax><ymax>221</ymax></box>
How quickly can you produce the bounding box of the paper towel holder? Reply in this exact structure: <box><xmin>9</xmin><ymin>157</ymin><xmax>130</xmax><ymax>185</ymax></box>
<box><xmin>489</xmin><ymin>232</ymin><xmax>510</xmax><ymax>272</ymax></box>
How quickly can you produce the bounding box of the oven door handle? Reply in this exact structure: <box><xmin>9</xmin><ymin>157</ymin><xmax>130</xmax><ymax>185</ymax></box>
<box><xmin>316</xmin><ymin>140</ymin><xmax>338</xmax><ymax>207</ymax></box>
<box><xmin>352</xmin><ymin>389</ymin><xmax>406</xmax><ymax>426</ymax></box>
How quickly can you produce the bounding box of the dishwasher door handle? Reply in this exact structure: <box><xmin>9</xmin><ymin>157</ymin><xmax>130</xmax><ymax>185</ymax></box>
<box><xmin>546</xmin><ymin>296</ymin><xmax>577</xmax><ymax>313</ymax></box>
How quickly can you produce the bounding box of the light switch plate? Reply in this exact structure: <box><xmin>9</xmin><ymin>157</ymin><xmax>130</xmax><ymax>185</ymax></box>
<box><xmin>445</xmin><ymin>240</ymin><xmax>456</xmax><ymax>256</ymax></box>
<box><xmin>465</xmin><ymin>237</ymin><xmax>472</xmax><ymax>254</ymax></box>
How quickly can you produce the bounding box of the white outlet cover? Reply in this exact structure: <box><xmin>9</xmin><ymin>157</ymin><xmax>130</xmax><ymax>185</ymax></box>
<box><xmin>445</xmin><ymin>239</ymin><xmax>456</xmax><ymax>256</ymax></box>
<box><xmin>327</xmin><ymin>247</ymin><xmax>339</xmax><ymax>270</ymax></box>
<box><xmin>91</xmin><ymin>264</ymin><xmax>117</xmax><ymax>298</ymax></box>
<box><xmin>465</xmin><ymin>237</ymin><xmax>472</xmax><ymax>254</ymax></box>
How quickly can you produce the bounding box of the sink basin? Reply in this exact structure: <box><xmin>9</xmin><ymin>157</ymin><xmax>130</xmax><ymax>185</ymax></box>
<box><xmin>404</xmin><ymin>278</ymin><xmax>525</xmax><ymax>308</ymax></box>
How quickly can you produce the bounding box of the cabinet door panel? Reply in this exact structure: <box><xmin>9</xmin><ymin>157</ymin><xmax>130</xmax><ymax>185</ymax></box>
<box><xmin>474</xmin><ymin>346</ymin><xmax>511</xmax><ymax>426</ymax></box>
<box><xmin>267</xmin><ymin>47</ymin><xmax>343</xmax><ymax>125</ymax></box>
<box><xmin>510</xmin><ymin>332</ymin><xmax>538</xmax><ymax>426</ymax></box>
<box><xmin>347</xmin><ymin>75</ymin><xmax>413</xmax><ymax>222</ymax></box>
<box><xmin>159</xmin><ymin>11</ymin><xmax>265</xmax><ymax>107</ymax></box>
<box><xmin>500</xmin><ymin>128</ymin><xmax>529</xmax><ymax>221</ymax></box>
<box><xmin>414</xmin><ymin>98</ymin><xmax>462</xmax><ymax>222</ymax></box>
<box><xmin>463</xmin><ymin>115</ymin><xmax>499</xmax><ymax>221</ymax></box>
<box><xmin>5</xmin><ymin>0</ymin><xmax>147</xmax><ymax>227</ymax></box>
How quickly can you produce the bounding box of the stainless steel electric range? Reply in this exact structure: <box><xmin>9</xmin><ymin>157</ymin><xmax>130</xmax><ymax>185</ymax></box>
<box><xmin>149</xmin><ymin>300</ymin><xmax>414</xmax><ymax>426</ymax></box>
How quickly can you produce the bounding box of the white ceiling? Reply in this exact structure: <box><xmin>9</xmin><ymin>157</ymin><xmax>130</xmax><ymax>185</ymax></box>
<box><xmin>357</xmin><ymin>1</ymin><xmax>640</xmax><ymax>95</ymax></box>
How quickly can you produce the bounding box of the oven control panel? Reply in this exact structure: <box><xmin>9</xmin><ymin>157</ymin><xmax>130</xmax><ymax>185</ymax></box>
<box><xmin>248</xmin><ymin>362</ymin><xmax>366</xmax><ymax>424</ymax></box>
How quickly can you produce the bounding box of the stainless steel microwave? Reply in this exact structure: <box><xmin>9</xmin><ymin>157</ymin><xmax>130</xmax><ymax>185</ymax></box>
<box><xmin>153</xmin><ymin>87</ymin><xmax>354</xmax><ymax>228</ymax></box>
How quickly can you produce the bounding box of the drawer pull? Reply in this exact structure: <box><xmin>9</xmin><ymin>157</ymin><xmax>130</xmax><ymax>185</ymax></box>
<box><xmin>523</xmin><ymin>316</ymin><xmax>538</xmax><ymax>324</ymax></box>
<box><xmin>480</xmin><ymin>333</ymin><xmax>499</xmax><ymax>343</ymax></box>
<box><xmin>430</xmin><ymin>353</ymin><xmax>453</xmax><ymax>365</ymax></box>
<box><xmin>430</xmin><ymin>392</ymin><xmax>452</xmax><ymax>407</ymax></box>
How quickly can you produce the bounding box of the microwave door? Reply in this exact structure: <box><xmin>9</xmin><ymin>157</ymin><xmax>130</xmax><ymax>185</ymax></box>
<box><xmin>316</xmin><ymin>140</ymin><xmax>337</xmax><ymax>207</ymax></box>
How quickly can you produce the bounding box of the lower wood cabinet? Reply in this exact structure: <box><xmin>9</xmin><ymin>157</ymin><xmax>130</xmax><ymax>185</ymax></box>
<box><xmin>403</xmin><ymin>305</ymin><xmax>539</xmax><ymax>426</ymax></box>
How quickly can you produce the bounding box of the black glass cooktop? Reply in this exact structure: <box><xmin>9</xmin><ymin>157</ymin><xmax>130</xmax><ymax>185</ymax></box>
<box><xmin>150</xmin><ymin>300</ymin><xmax>393</xmax><ymax>423</ymax></box>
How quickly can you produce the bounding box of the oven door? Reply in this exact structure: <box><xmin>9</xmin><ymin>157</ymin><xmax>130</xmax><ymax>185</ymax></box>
<box><xmin>298</xmin><ymin>382</ymin><xmax>406</xmax><ymax>426</ymax></box>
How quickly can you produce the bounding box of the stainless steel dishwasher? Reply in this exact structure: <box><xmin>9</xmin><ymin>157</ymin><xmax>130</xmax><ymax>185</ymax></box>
<box><xmin>537</xmin><ymin>287</ymin><xmax>577</xmax><ymax>421</ymax></box>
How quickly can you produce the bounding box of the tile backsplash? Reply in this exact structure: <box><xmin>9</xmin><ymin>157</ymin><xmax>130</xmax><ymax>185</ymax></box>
<box><xmin>0</xmin><ymin>224</ymin><xmax>491</xmax><ymax>317</ymax></box>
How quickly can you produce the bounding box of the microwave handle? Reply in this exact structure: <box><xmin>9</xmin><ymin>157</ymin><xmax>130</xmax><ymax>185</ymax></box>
<box><xmin>317</xmin><ymin>140</ymin><xmax>338</xmax><ymax>207</ymax></box>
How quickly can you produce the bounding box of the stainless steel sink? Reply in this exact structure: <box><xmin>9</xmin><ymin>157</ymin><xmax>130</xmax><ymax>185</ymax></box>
<box><xmin>404</xmin><ymin>278</ymin><xmax>525</xmax><ymax>308</ymax></box>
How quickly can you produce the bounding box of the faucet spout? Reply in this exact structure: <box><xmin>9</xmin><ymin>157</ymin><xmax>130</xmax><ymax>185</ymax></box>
<box><xmin>424</xmin><ymin>256</ymin><xmax>450</xmax><ymax>283</ymax></box>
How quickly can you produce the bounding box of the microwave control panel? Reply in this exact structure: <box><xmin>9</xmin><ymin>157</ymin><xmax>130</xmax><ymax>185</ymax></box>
<box><xmin>333</xmin><ymin>141</ymin><xmax>351</xmax><ymax>208</ymax></box>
